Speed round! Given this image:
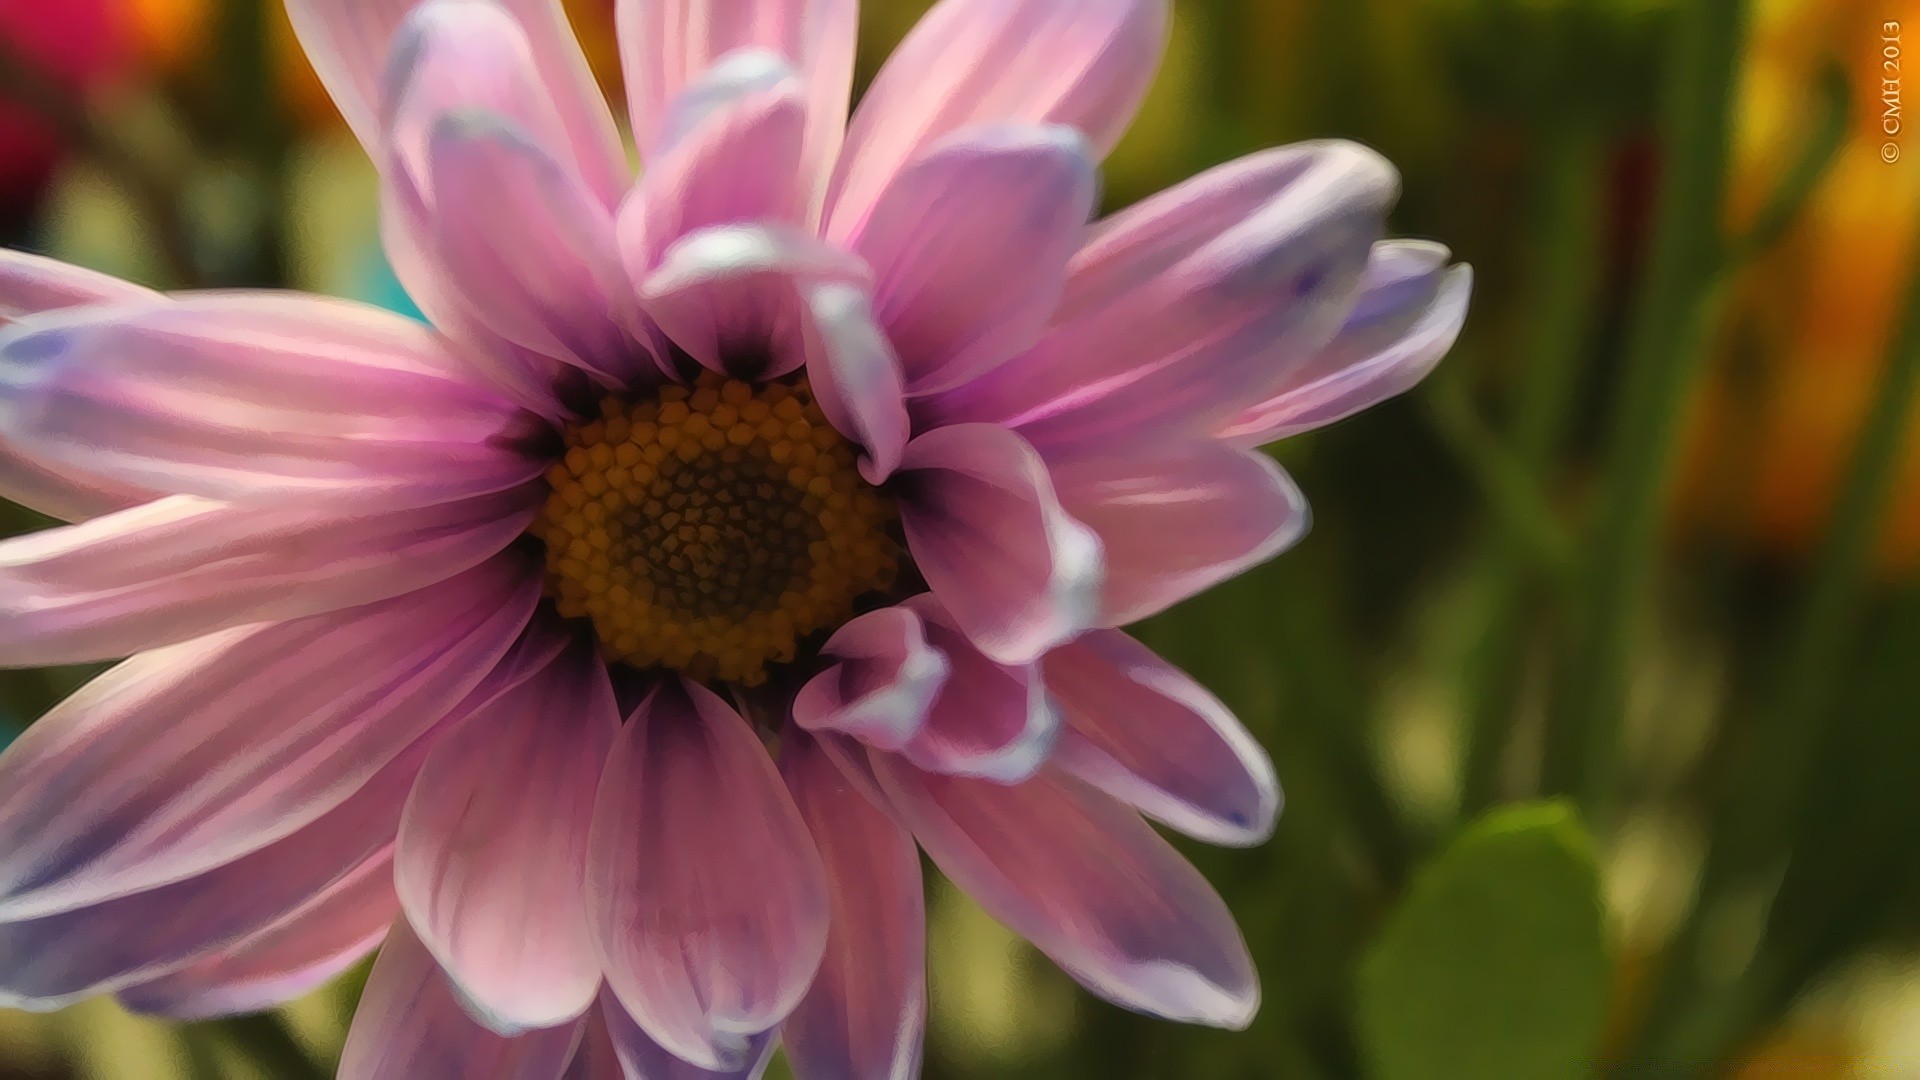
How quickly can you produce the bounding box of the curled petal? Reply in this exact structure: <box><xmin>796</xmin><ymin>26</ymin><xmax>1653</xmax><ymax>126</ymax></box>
<box><xmin>781</xmin><ymin>730</ymin><xmax>927</xmax><ymax>1080</ymax></box>
<box><xmin>874</xmin><ymin>758</ymin><xmax>1259</xmax><ymax>1029</ymax></box>
<box><xmin>1219</xmin><ymin>254</ymin><xmax>1473</xmax><ymax>445</ymax></box>
<box><xmin>895</xmin><ymin>423</ymin><xmax>1102</xmax><ymax>665</ymax></box>
<box><xmin>893</xmin><ymin>595</ymin><xmax>1059</xmax><ymax>783</ymax></box>
<box><xmin>791</xmin><ymin>606</ymin><xmax>948</xmax><ymax>753</ymax></box>
<box><xmin>338</xmin><ymin>918</ymin><xmax>586</xmax><ymax>1080</ymax></box>
<box><xmin>588</xmin><ymin>679</ymin><xmax>829</xmax><ymax>1072</ymax></box>
<box><xmin>1046</xmin><ymin>440</ymin><xmax>1309</xmax><ymax>626</ymax></box>
<box><xmin>0</xmin><ymin>488</ymin><xmax>538</xmax><ymax>667</ymax></box>
<box><xmin>801</xmin><ymin>283</ymin><xmax>909</xmax><ymax>481</ymax></box>
<box><xmin>1046</xmin><ymin>630</ymin><xmax>1280</xmax><ymax>846</ymax></box>
<box><xmin>828</xmin><ymin>0</ymin><xmax>1168</xmax><ymax>231</ymax></box>
<box><xmin>398</xmin><ymin>638</ymin><xmax>616</xmax><ymax>1034</ymax></box>
<box><xmin>926</xmin><ymin>142</ymin><xmax>1397</xmax><ymax>454</ymax></box>
<box><xmin>840</xmin><ymin>124</ymin><xmax>1097</xmax><ymax>395</ymax></box>
<box><xmin>0</xmin><ymin>558</ymin><xmax>540</xmax><ymax>921</ymax></box>
<box><xmin>600</xmin><ymin>992</ymin><xmax>779</xmax><ymax>1080</ymax></box>
<box><xmin>116</xmin><ymin>851</ymin><xmax>397</xmax><ymax>1021</ymax></box>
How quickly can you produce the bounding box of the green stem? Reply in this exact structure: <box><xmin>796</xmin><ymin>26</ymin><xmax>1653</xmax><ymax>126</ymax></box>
<box><xmin>1541</xmin><ymin>0</ymin><xmax>1749</xmax><ymax>813</ymax></box>
<box><xmin>1634</xmin><ymin>223</ymin><xmax>1920</xmax><ymax>1065</ymax></box>
<box><xmin>1455</xmin><ymin>129</ymin><xmax>1606</xmax><ymax>814</ymax></box>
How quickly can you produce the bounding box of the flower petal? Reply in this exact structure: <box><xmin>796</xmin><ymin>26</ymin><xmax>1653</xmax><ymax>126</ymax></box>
<box><xmin>398</xmin><ymin>638</ymin><xmax>616</xmax><ymax>1035</ymax></box>
<box><xmin>0</xmin><ymin>295</ymin><xmax>541</xmax><ymax>503</ymax></box>
<box><xmin>600</xmin><ymin>993</ymin><xmax>780</xmax><ymax>1080</ymax></box>
<box><xmin>288</xmin><ymin>0</ymin><xmax>626</xmax><ymax>206</ymax></box>
<box><xmin>116</xmin><ymin>851</ymin><xmax>397</xmax><ymax>1021</ymax></box>
<box><xmin>0</xmin><ymin>558</ymin><xmax>540</xmax><ymax>921</ymax></box>
<box><xmin>925</xmin><ymin>142</ymin><xmax>1397</xmax><ymax>454</ymax></box>
<box><xmin>0</xmin><ymin>487</ymin><xmax>537</xmax><ymax>667</ymax></box>
<box><xmin>616</xmin><ymin>0</ymin><xmax>856</xmax><ymax>200</ymax></box>
<box><xmin>0</xmin><ymin>739</ymin><xmax>427</xmax><ymax>1011</ymax></box>
<box><xmin>837</xmin><ymin>124</ymin><xmax>1096</xmax><ymax>395</ymax></box>
<box><xmin>1046</xmin><ymin>440</ymin><xmax>1308</xmax><ymax>626</ymax></box>
<box><xmin>1219</xmin><ymin>256</ymin><xmax>1472</xmax><ymax>445</ymax></box>
<box><xmin>1045</xmin><ymin>630</ymin><xmax>1280</xmax><ymax>846</ymax></box>
<box><xmin>618</xmin><ymin>53</ymin><xmax>809</xmax><ymax>280</ymax></box>
<box><xmin>895</xmin><ymin>423</ymin><xmax>1102</xmax><ymax>665</ymax></box>
<box><xmin>780</xmin><ymin>731</ymin><xmax>926</xmax><ymax>1080</ymax></box>
<box><xmin>892</xmin><ymin>595</ymin><xmax>1058</xmax><ymax>783</ymax></box>
<box><xmin>801</xmin><ymin>282</ymin><xmax>909</xmax><ymax>481</ymax></box>
<box><xmin>562</xmin><ymin>1009</ymin><xmax>624</xmax><ymax>1080</ymax></box>
<box><xmin>0</xmin><ymin>248</ymin><xmax>156</xmax><ymax>323</ymax></box>
<box><xmin>791</xmin><ymin>606</ymin><xmax>948</xmax><ymax>753</ymax></box>
<box><xmin>588</xmin><ymin>679</ymin><xmax>829</xmax><ymax>1072</ymax></box>
<box><xmin>827</xmin><ymin>0</ymin><xmax>1167</xmax><ymax>231</ymax></box>
<box><xmin>641</xmin><ymin>225</ymin><xmax>868</xmax><ymax>380</ymax></box>
<box><xmin>874</xmin><ymin>758</ymin><xmax>1259</xmax><ymax>1028</ymax></box>
<box><xmin>339</xmin><ymin>918</ymin><xmax>586</xmax><ymax>1080</ymax></box>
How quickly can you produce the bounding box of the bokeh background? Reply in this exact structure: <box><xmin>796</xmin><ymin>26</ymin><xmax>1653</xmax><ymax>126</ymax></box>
<box><xmin>2</xmin><ymin>0</ymin><xmax>1917</xmax><ymax>1076</ymax></box>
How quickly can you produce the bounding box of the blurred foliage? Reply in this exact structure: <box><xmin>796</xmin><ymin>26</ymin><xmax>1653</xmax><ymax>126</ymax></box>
<box><xmin>3</xmin><ymin>0</ymin><xmax>1919</xmax><ymax>1077</ymax></box>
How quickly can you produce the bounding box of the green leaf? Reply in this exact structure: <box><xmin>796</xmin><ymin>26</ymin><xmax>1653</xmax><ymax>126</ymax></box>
<box><xmin>1358</xmin><ymin>802</ymin><xmax>1611</xmax><ymax>1080</ymax></box>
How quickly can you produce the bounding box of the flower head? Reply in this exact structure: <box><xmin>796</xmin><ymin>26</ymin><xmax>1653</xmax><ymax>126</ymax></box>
<box><xmin>0</xmin><ymin>1</ymin><xmax>1469</xmax><ymax>1077</ymax></box>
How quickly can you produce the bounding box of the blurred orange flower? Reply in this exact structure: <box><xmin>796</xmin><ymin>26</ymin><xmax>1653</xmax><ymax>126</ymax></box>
<box><xmin>1685</xmin><ymin>0</ymin><xmax>1920</xmax><ymax>575</ymax></box>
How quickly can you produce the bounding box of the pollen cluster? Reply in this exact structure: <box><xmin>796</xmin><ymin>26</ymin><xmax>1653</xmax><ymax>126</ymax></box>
<box><xmin>531</xmin><ymin>373</ymin><xmax>900</xmax><ymax>685</ymax></box>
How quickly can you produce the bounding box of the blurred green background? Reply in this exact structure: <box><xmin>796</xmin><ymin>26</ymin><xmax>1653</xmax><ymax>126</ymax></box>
<box><xmin>2</xmin><ymin>0</ymin><xmax>1917</xmax><ymax>1076</ymax></box>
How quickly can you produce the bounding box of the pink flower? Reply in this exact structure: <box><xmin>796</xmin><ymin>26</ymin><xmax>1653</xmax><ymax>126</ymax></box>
<box><xmin>0</xmin><ymin>0</ymin><xmax>1469</xmax><ymax>1077</ymax></box>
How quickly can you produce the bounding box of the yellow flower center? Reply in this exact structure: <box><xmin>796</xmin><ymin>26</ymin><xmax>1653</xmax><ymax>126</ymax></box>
<box><xmin>532</xmin><ymin>373</ymin><xmax>900</xmax><ymax>686</ymax></box>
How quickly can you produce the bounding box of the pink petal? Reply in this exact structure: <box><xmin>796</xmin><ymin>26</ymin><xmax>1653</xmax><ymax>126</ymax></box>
<box><xmin>895</xmin><ymin>423</ymin><xmax>1102</xmax><ymax>665</ymax></box>
<box><xmin>587</xmin><ymin>679</ymin><xmax>828</xmax><ymax>1072</ymax></box>
<box><xmin>640</xmin><ymin>225</ymin><xmax>868</xmax><ymax>380</ymax></box>
<box><xmin>398</xmin><ymin>638</ymin><xmax>616</xmax><ymax>1034</ymax></box>
<box><xmin>1220</xmin><ymin>256</ymin><xmax>1472</xmax><ymax>445</ymax></box>
<box><xmin>338</xmin><ymin>918</ymin><xmax>586</xmax><ymax>1080</ymax></box>
<box><xmin>0</xmin><ymin>296</ymin><xmax>543</xmax><ymax>503</ymax></box>
<box><xmin>837</xmin><ymin>124</ymin><xmax>1096</xmax><ymax>395</ymax></box>
<box><xmin>826</xmin><ymin>0</ymin><xmax>1167</xmax><ymax>232</ymax></box>
<box><xmin>618</xmin><ymin>54</ymin><xmax>809</xmax><ymax>279</ymax></box>
<box><xmin>562</xmin><ymin>1009</ymin><xmax>625</xmax><ymax>1080</ymax></box>
<box><xmin>780</xmin><ymin>731</ymin><xmax>926</xmax><ymax>1080</ymax></box>
<box><xmin>424</xmin><ymin>112</ymin><xmax>649</xmax><ymax>382</ymax></box>
<box><xmin>1046</xmin><ymin>439</ymin><xmax>1308</xmax><ymax>626</ymax></box>
<box><xmin>924</xmin><ymin>142</ymin><xmax>1398</xmax><ymax>454</ymax></box>
<box><xmin>287</xmin><ymin>0</ymin><xmax>627</xmax><ymax>207</ymax></box>
<box><xmin>0</xmin><ymin>738</ymin><xmax>427</xmax><ymax>1011</ymax></box>
<box><xmin>873</xmin><ymin>758</ymin><xmax>1259</xmax><ymax>1028</ymax></box>
<box><xmin>791</xmin><ymin>606</ymin><xmax>948</xmax><ymax>753</ymax></box>
<box><xmin>600</xmin><ymin>993</ymin><xmax>779</xmax><ymax>1080</ymax></box>
<box><xmin>616</xmin><ymin>0</ymin><xmax>857</xmax><ymax>202</ymax></box>
<box><xmin>116</xmin><ymin>851</ymin><xmax>397</xmax><ymax>1021</ymax></box>
<box><xmin>1045</xmin><ymin>630</ymin><xmax>1280</xmax><ymax>846</ymax></box>
<box><xmin>0</xmin><ymin>558</ymin><xmax>540</xmax><ymax>922</ymax></box>
<box><xmin>800</xmin><ymin>282</ymin><xmax>909</xmax><ymax>481</ymax></box>
<box><xmin>892</xmin><ymin>594</ymin><xmax>1059</xmax><ymax>783</ymax></box>
<box><xmin>0</xmin><ymin>487</ymin><xmax>538</xmax><ymax>667</ymax></box>
<box><xmin>0</xmin><ymin>248</ymin><xmax>156</xmax><ymax>323</ymax></box>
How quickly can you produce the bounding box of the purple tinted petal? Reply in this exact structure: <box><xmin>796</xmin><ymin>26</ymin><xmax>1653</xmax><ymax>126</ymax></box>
<box><xmin>925</xmin><ymin>142</ymin><xmax>1397</xmax><ymax>454</ymax></box>
<box><xmin>617</xmin><ymin>0</ymin><xmax>856</xmax><ymax>202</ymax></box>
<box><xmin>338</xmin><ymin>918</ymin><xmax>586</xmax><ymax>1080</ymax></box>
<box><xmin>1220</xmin><ymin>259</ymin><xmax>1472</xmax><ymax>445</ymax></box>
<box><xmin>837</xmin><ymin>124</ymin><xmax>1096</xmax><ymax>395</ymax></box>
<box><xmin>1046</xmin><ymin>630</ymin><xmax>1279</xmax><ymax>845</ymax></box>
<box><xmin>398</xmin><ymin>639</ymin><xmax>616</xmax><ymax>1034</ymax></box>
<box><xmin>1046</xmin><ymin>440</ymin><xmax>1308</xmax><ymax>626</ymax></box>
<box><xmin>116</xmin><ymin>851</ymin><xmax>397</xmax><ymax>1021</ymax></box>
<box><xmin>780</xmin><ymin>731</ymin><xmax>926</xmax><ymax>1080</ymax></box>
<box><xmin>0</xmin><ymin>558</ymin><xmax>539</xmax><ymax>921</ymax></box>
<box><xmin>600</xmin><ymin>993</ymin><xmax>779</xmax><ymax>1080</ymax></box>
<box><xmin>874</xmin><ymin>758</ymin><xmax>1259</xmax><ymax>1029</ymax></box>
<box><xmin>801</xmin><ymin>282</ymin><xmax>909</xmax><ymax>481</ymax></box>
<box><xmin>588</xmin><ymin>679</ymin><xmax>828</xmax><ymax>1072</ymax></box>
<box><xmin>0</xmin><ymin>487</ymin><xmax>538</xmax><ymax>667</ymax></box>
<box><xmin>288</xmin><ymin>0</ymin><xmax>627</xmax><ymax>206</ymax></box>
<box><xmin>895</xmin><ymin>424</ymin><xmax>1102</xmax><ymax>665</ymax></box>
<box><xmin>791</xmin><ymin>606</ymin><xmax>948</xmax><ymax>753</ymax></box>
<box><xmin>827</xmin><ymin>0</ymin><xmax>1167</xmax><ymax>232</ymax></box>
<box><xmin>562</xmin><ymin>1009</ymin><xmax>624</xmax><ymax>1080</ymax></box>
<box><xmin>893</xmin><ymin>595</ymin><xmax>1058</xmax><ymax>783</ymax></box>
<box><xmin>0</xmin><ymin>738</ymin><xmax>427</xmax><ymax>1011</ymax></box>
